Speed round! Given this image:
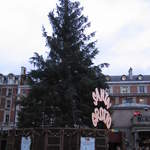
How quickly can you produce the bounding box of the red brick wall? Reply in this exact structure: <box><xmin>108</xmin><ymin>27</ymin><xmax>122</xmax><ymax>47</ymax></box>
<box><xmin>11</xmin><ymin>97</ymin><xmax>16</xmax><ymax>109</ymax></box>
<box><xmin>0</xmin><ymin>111</ymin><xmax>4</xmax><ymax>122</ymax></box>
<box><xmin>136</xmin><ymin>97</ymin><xmax>140</xmax><ymax>103</ymax></box>
<box><xmin>147</xmin><ymin>97</ymin><xmax>150</xmax><ymax>105</ymax></box>
<box><xmin>113</xmin><ymin>86</ymin><xmax>120</xmax><ymax>94</ymax></box>
<box><xmin>147</xmin><ymin>85</ymin><xmax>150</xmax><ymax>93</ymax></box>
<box><xmin>119</xmin><ymin>97</ymin><xmax>123</xmax><ymax>104</ymax></box>
<box><xmin>13</xmin><ymin>88</ymin><xmax>18</xmax><ymax>95</ymax></box>
<box><xmin>130</xmin><ymin>85</ymin><xmax>137</xmax><ymax>93</ymax></box>
<box><xmin>2</xmin><ymin>88</ymin><xmax>6</xmax><ymax>96</ymax></box>
<box><xmin>10</xmin><ymin>111</ymin><xmax>14</xmax><ymax>122</ymax></box>
<box><xmin>0</xmin><ymin>98</ymin><xmax>5</xmax><ymax>108</ymax></box>
<box><xmin>110</xmin><ymin>97</ymin><xmax>115</xmax><ymax>105</ymax></box>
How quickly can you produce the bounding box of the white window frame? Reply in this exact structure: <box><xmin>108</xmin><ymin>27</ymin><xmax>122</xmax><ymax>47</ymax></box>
<box><xmin>106</xmin><ymin>86</ymin><xmax>113</xmax><ymax>94</ymax></box>
<box><xmin>3</xmin><ymin>111</ymin><xmax>10</xmax><ymax>124</ymax></box>
<box><xmin>5</xmin><ymin>99</ymin><xmax>11</xmax><ymax>109</ymax></box>
<box><xmin>122</xmin><ymin>97</ymin><xmax>136</xmax><ymax>104</ymax></box>
<box><xmin>6</xmin><ymin>88</ymin><xmax>12</xmax><ymax>97</ymax></box>
<box><xmin>0</xmin><ymin>78</ymin><xmax>2</xmax><ymax>84</ymax></box>
<box><xmin>120</xmin><ymin>86</ymin><xmax>130</xmax><ymax>93</ymax></box>
<box><xmin>139</xmin><ymin>98</ymin><xmax>147</xmax><ymax>104</ymax></box>
<box><xmin>138</xmin><ymin>85</ymin><xmax>147</xmax><ymax>93</ymax></box>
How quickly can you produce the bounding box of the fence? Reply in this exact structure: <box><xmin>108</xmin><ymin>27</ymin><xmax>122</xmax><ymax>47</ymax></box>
<box><xmin>0</xmin><ymin>128</ymin><xmax>108</xmax><ymax>150</ymax></box>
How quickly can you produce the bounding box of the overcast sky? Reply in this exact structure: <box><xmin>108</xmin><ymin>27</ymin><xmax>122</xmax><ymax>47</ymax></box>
<box><xmin>0</xmin><ymin>0</ymin><xmax>150</xmax><ymax>75</ymax></box>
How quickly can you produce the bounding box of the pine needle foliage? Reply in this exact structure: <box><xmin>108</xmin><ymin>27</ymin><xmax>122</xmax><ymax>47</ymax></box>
<box><xmin>18</xmin><ymin>0</ymin><xmax>108</xmax><ymax>128</ymax></box>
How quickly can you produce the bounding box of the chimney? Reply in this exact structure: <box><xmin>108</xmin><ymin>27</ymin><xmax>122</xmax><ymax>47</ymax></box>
<box><xmin>21</xmin><ymin>66</ymin><xmax>26</xmax><ymax>75</ymax></box>
<box><xmin>128</xmin><ymin>67</ymin><xmax>133</xmax><ymax>80</ymax></box>
<box><xmin>20</xmin><ymin>67</ymin><xmax>26</xmax><ymax>85</ymax></box>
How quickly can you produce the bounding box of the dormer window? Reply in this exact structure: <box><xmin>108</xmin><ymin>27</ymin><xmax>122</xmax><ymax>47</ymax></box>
<box><xmin>105</xmin><ymin>76</ymin><xmax>111</xmax><ymax>81</ymax></box>
<box><xmin>137</xmin><ymin>74</ymin><xmax>143</xmax><ymax>80</ymax></box>
<box><xmin>8</xmin><ymin>75</ymin><xmax>13</xmax><ymax>79</ymax></box>
<box><xmin>0</xmin><ymin>74</ymin><xmax>4</xmax><ymax>84</ymax></box>
<box><xmin>8</xmin><ymin>74</ymin><xmax>15</xmax><ymax>84</ymax></box>
<box><xmin>0</xmin><ymin>77</ymin><xmax>2</xmax><ymax>84</ymax></box>
<box><xmin>121</xmin><ymin>75</ymin><xmax>127</xmax><ymax>81</ymax></box>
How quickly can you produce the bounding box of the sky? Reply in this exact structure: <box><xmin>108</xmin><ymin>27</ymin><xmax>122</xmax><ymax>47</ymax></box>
<box><xmin>0</xmin><ymin>0</ymin><xmax>150</xmax><ymax>75</ymax></box>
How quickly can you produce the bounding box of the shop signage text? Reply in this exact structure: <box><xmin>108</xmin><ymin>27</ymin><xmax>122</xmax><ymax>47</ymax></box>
<box><xmin>92</xmin><ymin>88</ymin><xmax>112</xmax><ymax>129</ymax></box>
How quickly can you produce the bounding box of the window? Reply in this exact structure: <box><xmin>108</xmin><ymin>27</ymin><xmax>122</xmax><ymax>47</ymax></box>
<box><xmin>0</xmin><ymin>78</ymin><xmax>2</xmax><ymax>84</ymax></box>
<box><xmin>138</xmin><ymin>86</ymin><xmax>146</xmax><ymax>93</ymax></box>
<box><xmin>105</xmin><ymin>76</ymin><xmax>111</xmax><ymax>81</ymax></box>
<box><xmin>0</xmin><ymin>75</ymin><xmax>3</xmax><ymax>84</ymax></box>
<box><xmin>0</xmin><ymin>98</ymin><xmax>5</xmax><ymax>107</ymax></box>
<box><xmin>6</xmin><ymin>100</ymin><xmax>11</xmax><ymax>108</ymax></box>
<box><xmin>115</xmin><ymin>97</ymin><xmax>119</xmax><ymax>104</ymax></box>
<box><xmin>120</xmin><ymin>86</ymin><xmax>129</xmax><ymax>93</ymax></box>
<box><xmin>5</xmin><ymin>114</ymin><xmax>9</xmax><ymax>123</ymax></box>
<box><xmin>138</xmin><ymin>75</ymin><xmax>143</xmax><ymax>80</ymax></box>
<box><xmin>121</xmin><ymin>75</ymin><xmax>127</xmax><ymax>81</ymax></box>
<box><xmin>122</xmin><ymin>98</ymin><xmax>136</xmax><ymax>104</ymax></box>
<box><xmin>106</xmin><ymin>87</ymin><xmax>113</xmax><ymax>94</ymax></box>
<box><xmin>7</xmin><ymin>88</ymin><xmax>12</xmax><ymax>97</ymax></box>
<box><xmin>7</xmin><ymin>74</ymin><xmax>15</xmax><ymax>84</ymax></box>
<box><xmin>109</xmin><ymin>87</ymin><xmax>113</xmax><ymax>94</ymax></box>
<box><xmin>8</xmin><ymin>79</ymin><xmax>14</xmax><ymax>84</ymax></box>
<box><xmin>22</xmin><ymin>89</ymin><xmax>26</xmax><ymax>95</ymax></box>
<box><xmin>139</xmin><ymin>98</ymin><xmax>146</xmax><ymax>104</ymax></box>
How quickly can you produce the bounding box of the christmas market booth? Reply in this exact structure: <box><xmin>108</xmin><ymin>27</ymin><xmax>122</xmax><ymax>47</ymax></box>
<box><xmin>0</xmin><ymin>128</ymin><xmax>108</xmax><ymax>150</ymax></box>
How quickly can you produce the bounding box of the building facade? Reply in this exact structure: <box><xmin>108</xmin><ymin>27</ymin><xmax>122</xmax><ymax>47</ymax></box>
<box><xmin>0</xmin><ymin>67</ymin><xmax>29</xmax><ymax>131</ymax></box>
<box><xmin>107</xmin><ymin>68</ymin><xmax>150</xmax><ymax>150</ymax></box>
<box><xmin>0</xmin><ymin>67</ymin><xmax>150</xmax><ymax>149</ymax></box>
<box><xmin>106</xmin><ymin>68</ymin><xmax>150</xmax><ymax>105</ymax></box>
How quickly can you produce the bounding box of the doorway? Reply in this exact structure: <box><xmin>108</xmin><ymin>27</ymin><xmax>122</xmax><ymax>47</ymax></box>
<box><xmin>1</xmin><ymin>140</ymin><xmax>7</xmax><ymax>150</ymax></box>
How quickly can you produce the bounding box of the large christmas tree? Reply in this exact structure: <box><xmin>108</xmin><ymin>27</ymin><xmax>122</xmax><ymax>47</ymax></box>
<box><xmin>18</xmin><ymin>0</ymin><xmax>108</xmax><ymax>128</ymax></box>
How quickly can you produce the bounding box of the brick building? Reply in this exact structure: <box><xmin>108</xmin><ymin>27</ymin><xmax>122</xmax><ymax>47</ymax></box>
<box><xmin>0</xmin><ymin>67</ymin><xmax>29</xmax><ymax>131</ymax></box>
<box><xmin>107</xmin><ymin>68</ymin><xmax>150</xmax><ymax>150</ymax></box>
<box><xmin>106</xmin><ymin>68</ymin><xmax>150</xmax><ymax>106</ymax></box>
<box><xmin>1</xmin><ymin>67</ymin><xmax>150</xmax><ymax>149</ymax></box>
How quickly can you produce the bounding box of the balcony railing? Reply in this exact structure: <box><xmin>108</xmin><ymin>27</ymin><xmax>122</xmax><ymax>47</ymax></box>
<box><xmin>0</xmin><ymin>122</ymin><xmax>15</xmax><ymax>129</ymax></box>
<box><xmin>109</xmin><ymin>92</ymin><xmax>150</xmax><ymax>97</ymax></box>
<box><xmin>132</xmin><ymin>116</ymin><xmax>150</xmax><ymax>126</ymax></box>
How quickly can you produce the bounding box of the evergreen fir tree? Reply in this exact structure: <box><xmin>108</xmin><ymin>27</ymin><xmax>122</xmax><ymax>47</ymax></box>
<box><xmin>18</xmin><ymin>0</ymin><xmax>108</xmax><ymax>128</ymax></box>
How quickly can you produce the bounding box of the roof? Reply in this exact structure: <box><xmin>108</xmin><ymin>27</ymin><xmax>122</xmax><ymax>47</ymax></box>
<box><xmin>111</xmin><ymin>75</ymin><xmax>150</xmax><ymax>81</ymax></box>
<box><xmin>106</xmin><ymin>75</ymin><xmax>150</xmax><ymax>84</ymax></box>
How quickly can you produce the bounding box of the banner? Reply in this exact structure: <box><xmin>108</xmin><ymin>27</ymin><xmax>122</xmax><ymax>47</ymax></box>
<box><xmin>80</xmin><ymin>137</ymin><xmax>95</xmax><ymax>150</ymax></box>
<box><xmin>21</xmin><ymin>136</ymin><xmax>31</xmax><ymax>150</ymax></box>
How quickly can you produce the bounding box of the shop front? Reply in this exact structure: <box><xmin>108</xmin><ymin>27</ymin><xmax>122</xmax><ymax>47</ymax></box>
<box><xmin>139</xmin><ymin>131</ymin><xmax>150</xmax><ymax>148</ymax></box>
<box><xmin>108</xmin><ymin>131</ymin><xmax>122</xmax><ymax>150</ymax></box>
<box><xmin>111</xmin><ymin>103</ymin><xmax>150</xmax><ymax>150</ymax></box>
<box><xmin>132</xmin><ymin>115</ymin><xmax>150</xmax><ymax>149</ymax></box>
